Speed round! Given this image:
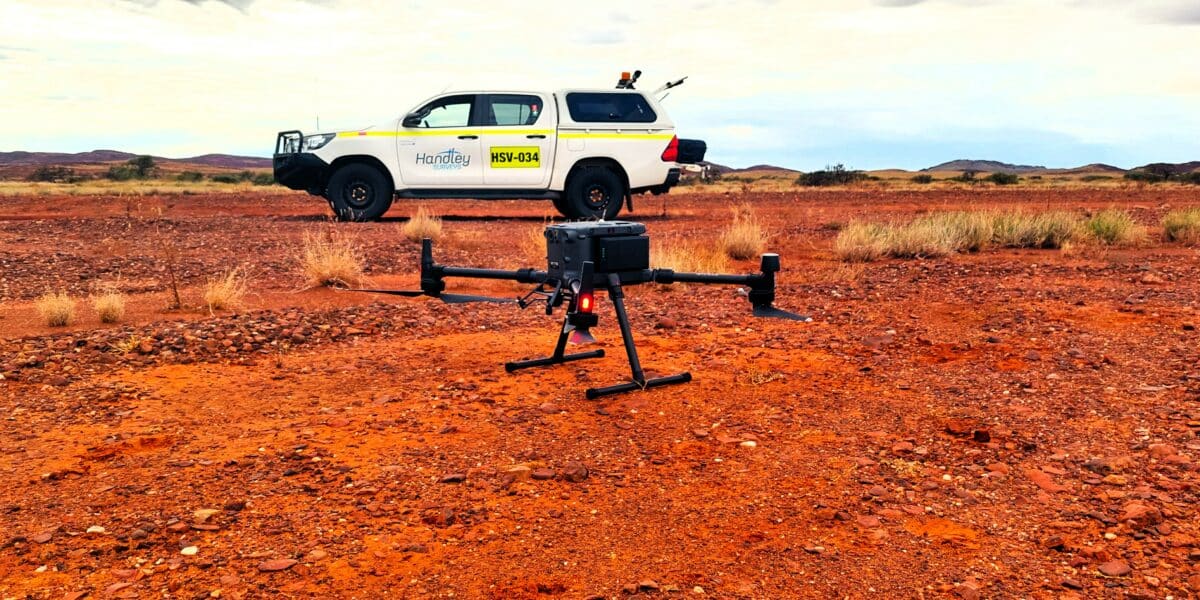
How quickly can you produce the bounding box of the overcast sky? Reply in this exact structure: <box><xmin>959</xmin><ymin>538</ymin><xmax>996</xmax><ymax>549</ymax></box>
<box><xmin>2</xmin><ymin>0</ymin><xmax>1197</xmax><ymax>170</ymax></box>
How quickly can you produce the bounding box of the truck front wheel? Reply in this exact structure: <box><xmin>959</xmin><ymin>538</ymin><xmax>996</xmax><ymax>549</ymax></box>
<box><xmin>563</xmin><ymin>168</ymin><xmax>623</xmax><ymax>221</ymax></box>
<box><xmin>327</xmin><ymin>164</ymin><xmax>393</xmax><ymax>222</ymax></box>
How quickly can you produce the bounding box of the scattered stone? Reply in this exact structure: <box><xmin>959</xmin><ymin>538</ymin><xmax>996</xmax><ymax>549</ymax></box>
<box><xmin>537</xmin><ymin>402</ymin><xmax>560</xmax><ymax>415</ymax></box>
<box><xmin>193</xmin><ymin>509</ymin><xmax>220</xmax><ymax>523</ymax></box>
<box><xmin>1097</xmin><ymin>560</ymin><xmax>1132</xmax><ymax>577</ymax></box>
<box><xmin>31</xmin><ymin>531</ymin><xmax>53</xmax><ymax>544</ymax></box>
<box><xmin>561</xmin><ymin>462</ymin><xmax>589</xmax><ymax>483</ymax></box>
<box><xmin>892</xmin><ymin>441</ymin><xmax>914</xmax><ymax>454</ymax></box>
<box><xmin>305</xmin><ymin>549</ymin><xmax>328</xmax><ymax>562</ymax></box>
<box><xmin>803</xmin><ymin>546</ymin><xmax>825</xmax><ymax>554</ymax></box>
<box><xmin>739</xmin><ymin>440</ymin><xmax>757</xmax><ymax>448</ymax></box>
<box><xmin>692</xmin><ymin>429</ymin><xmax>709</xmax><ymax>438</ymax></box>
<box><xmin>439</xmin><ymin>473</ymin><xmax>466</xmax><ymax>484</ymax></box>
<box><xmin>638</xmin><ymin>580</ymin><xmax>659</xmax><ymax>591</ymax></box>
<box><xmin>180</xmin><ymin>546</ymin><xmax>198</xmax><ymax>556</ymax></box>
<box><xmin>857</xmin><ymin>515</ymin><xmax>881</xmax><ymax>528</ymax></box>
<box><xmin>1121</xmin><ymin>501</ymin><xmax>1163</xmax><ymax>528</ymax></box>
<box><xmin>504</xmin><ymin>465</ymin><xmax>532</xmax><ymax>481</ymax></box>
<box><xmin>1061</xmin><ymin>578</ymin><xmax>1084</xmax><ymax>590</ymax></box>
<box><xmin>86</xmin><ymin>525</ymin><xmax>106</xmax><ymax>535</ymax></box>
<box><xmin>867</xmin><ymin>485</ymin><xmax>888</xmax><ymax>497</ymax></box>
<box><xmin>972</xmin><ymin>429</ymin><xmax>991</xmax><ymax>443</ymax></box>
<box><xmin>258</xmin><ymin>558</ymin><xmax>299</xmax><ymax>572</ymax></box>
<box><xmin>1025</xmin><ymin>469</ymin><xmax>1068</xmax><ymax>493</ymax></box>
<box><xmin>655</xmin><ymin>317</ymin><xmax>677</xmax><ymax>329</ymax></box>
<box><xmin>531</xmin><ymin>468</ymin><xmax>555</xmax><ymax>481</ymax></box>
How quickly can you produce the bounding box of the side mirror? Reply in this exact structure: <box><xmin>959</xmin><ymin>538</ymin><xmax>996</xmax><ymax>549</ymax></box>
<box><xmin>402</xmin><ymin>113</ymin><xmax>423</xmax><ymax>128</ymax></box>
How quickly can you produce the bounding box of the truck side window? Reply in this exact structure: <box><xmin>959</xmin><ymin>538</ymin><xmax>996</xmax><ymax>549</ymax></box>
<box><xmin>485</xmin><ymin>94</ymin><xmax>542</xmax><ymax>126</ymax></box>
<box><xmin>414</xmin><ymin>95</ymin><xmax>473</xmax><ymax>128</ymax></box>
<box><xmin>565</xmin><ymin>93</ymin><xmax>656</xmax><ymax>123</ymax></box>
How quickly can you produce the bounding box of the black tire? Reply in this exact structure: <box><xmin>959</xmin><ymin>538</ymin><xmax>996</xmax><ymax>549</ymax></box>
<box><xmin>327</xmin><ymin>163</ymin><xmax>393</xmax><ymax>222</ymax></box>
<box><xmin>563</xmin><ymin>167</ymin><xmax>624</xmax><ymax>220</ymax></box>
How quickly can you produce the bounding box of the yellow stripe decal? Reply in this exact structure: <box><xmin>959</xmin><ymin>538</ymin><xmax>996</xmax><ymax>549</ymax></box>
<box><xmin>558</xmin><ymin>133</ymin><xmax>674</xmax><ymax>140</ymax></box>
<box><xmin>335</xmin><ymin>130</ymin><xmax>671</xmax><ymax>140</ymax></box>
<box><xmin>337</xmin><ymin>129</ymin><xmax>554</xmax><ymax>137</ymax></box>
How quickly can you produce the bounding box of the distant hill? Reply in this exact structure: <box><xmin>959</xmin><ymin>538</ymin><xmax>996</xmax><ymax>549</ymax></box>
<box><xmin>1132</xmin><ymin>161</ymin><xmax>1200</xmax><ymax>175</ymax></box>
<box><xmin>923</xmin><ymin>160</ymin><xmax>1045</xmax><ymax>174</ymax></box>
<box><xmin>703</xmin><ymin>162</ymin><xmax>796</xmax><ymax>175</ymax></box>
<box><xmin>0</xmin><ymin>149</ymin><xmax>271</xmax><ymax>169</ymax></box>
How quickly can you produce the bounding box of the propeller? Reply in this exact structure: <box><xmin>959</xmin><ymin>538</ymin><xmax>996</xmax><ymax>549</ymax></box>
<box><xmin>752</xmin><ymin>304</ymin><xmax>811</xmax><ymax>322</ymax></box>
<box><xmin>439</xmin><ymin>292</ymin><xmax>516</xmax><ymax>305</ymax></box>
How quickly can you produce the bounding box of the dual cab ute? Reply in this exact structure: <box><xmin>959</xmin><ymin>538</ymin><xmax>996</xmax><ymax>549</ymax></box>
<box><xmin>274</xmin><ymin>74</ymin><xmax>705</xmax><ymax>221</ymax></box>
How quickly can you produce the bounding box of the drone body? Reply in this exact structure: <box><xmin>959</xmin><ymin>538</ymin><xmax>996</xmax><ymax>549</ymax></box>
<box><xmin>353</xmin><ymin>221</ymin><xmax>808</xmax><ymax>398</ymax></box>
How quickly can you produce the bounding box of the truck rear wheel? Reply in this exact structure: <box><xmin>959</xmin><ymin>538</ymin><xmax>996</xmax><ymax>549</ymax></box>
<box><xmin>563</xmin><ymin>168</ymin><xmax>623</xmax><ymax>221</ymax></box>
<box><xmin>327</xmin><ymin>163</ymin><xmax>393</xmax><ymax>222</ymax></box>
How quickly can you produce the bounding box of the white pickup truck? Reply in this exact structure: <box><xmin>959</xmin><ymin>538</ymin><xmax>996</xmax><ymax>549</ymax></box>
<box><xmin>273</xmin><ymin>74</ymin><xmax>705</xmax><ymax>221</ymax></box>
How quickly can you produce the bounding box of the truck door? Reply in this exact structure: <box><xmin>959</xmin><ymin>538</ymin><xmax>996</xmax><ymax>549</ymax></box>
<box><xmin>478</xmin><ymin>93</ymin><xmax>556</xmax><ymax>188</ymax></box>
<box><xmin>396</xmin><ymin>94</ymin><xmax>483</xmax><ymax>187</ymax></box>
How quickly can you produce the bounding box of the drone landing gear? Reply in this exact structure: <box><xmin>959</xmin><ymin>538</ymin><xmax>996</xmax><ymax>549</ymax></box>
<box><xmin>506</xmin><ymin>275</ymin><xmax>692</xmax><ymax>399</ymax></box>
<box><xmin>504</xmin><ymin>320</ymin><xmax>605</xmax><ymax>372</ymax></box>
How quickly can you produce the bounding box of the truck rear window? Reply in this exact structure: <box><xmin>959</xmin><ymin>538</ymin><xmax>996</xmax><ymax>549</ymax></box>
<box><xmin>565</xmin><ymin>93</ymin><xmax>657</xmax><ymax>123</ymax></box>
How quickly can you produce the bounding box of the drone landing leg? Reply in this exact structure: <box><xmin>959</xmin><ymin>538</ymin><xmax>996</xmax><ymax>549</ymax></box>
<box><xmin>504</xmin><ymin>317</ymin><xmax>605</xmax><ymax>373</ymax></box>
<box><xmin>585</xmin><ymin>277</ymin><xmax>692</xmax><ymax>400</ymax></box>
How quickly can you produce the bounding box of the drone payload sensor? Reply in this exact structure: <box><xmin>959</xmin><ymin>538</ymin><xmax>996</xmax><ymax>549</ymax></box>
<box><xmin>345</xmin><ymin>221</ymin><xmax>809</xmax><ymax>399</ymax></box>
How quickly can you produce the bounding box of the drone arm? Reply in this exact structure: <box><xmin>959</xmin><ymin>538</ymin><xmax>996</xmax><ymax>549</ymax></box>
<box><xmin>440</xmin><ymin>265</ymin><xmax>547</xmax><ymax>284</ymax></box>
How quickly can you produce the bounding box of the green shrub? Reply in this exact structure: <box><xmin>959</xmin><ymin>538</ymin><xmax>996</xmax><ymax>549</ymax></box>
<box><xmin>987</xmin><ymin>172</ymin><xmax>1019</xmax><ymax>185</ymax></box>
<box><xmin>1125</xmin><ymin>171</ymin><xmax>1165</xmax><ymax>183</ymax></box>
<box><xmin>1162</xmin><ymin>207</ymin><xmax>1200</xmax><ymax>243</ymax></box>
<box><xmin>911</xmin><ymin>174</ymin><xmax>934</xmax><ymax>184</ymax></box>
<box><xmin>1180</xmin><ymin>172</ymin><xmax>1200</xmax><ymax>185</ymax></box>
<box><xmin>177</xmin><ymin>171</ymin><xmax>205</xmax><ymax>182</ymax></box>
<box><xmin>105</xmin><ymin>165</ymin><xmax>138</xmax><ymax>181</ymax></box>
<box><xmin>1080</xmin><ymin>175</ymin><xmax>1113</xmax><ymax>182</ymax></box>
<box><xmin>796</xmin><ymin>164</ymin><xmax>867</xmax><ymax>187</ymax></box>
<box><xmin>952</xmin><ymin>170</ymin><xmax>979</xmax><ymax>184</ymax></box>
<box><xmin>1085</xmin><ymin>209</ymin><xmax>1143</xmax><ymax>245</ymax></box>
<box><xmin>251</xmin><ymin>173</ymin><xmax>275</xmax><ymax>186</ymax></box>
<box><xmin>211</xmin><ymin>174</ymin><xmax>241</xmax><ymax>184</ymax></box>
<box><xmin>27</xmin><ymin>165</ymin><xmax>81</xmax><ymax>183</ymax></box>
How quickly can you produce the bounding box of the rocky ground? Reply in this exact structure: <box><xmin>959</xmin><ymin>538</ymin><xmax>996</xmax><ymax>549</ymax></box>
<box><xmin>1</xmin><ymin>188</ymin><xmax>1199</xmax><ymax>599</ymax></box>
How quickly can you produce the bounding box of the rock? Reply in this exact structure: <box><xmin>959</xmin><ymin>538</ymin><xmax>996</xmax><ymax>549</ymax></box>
<box><xmin>305</xmin><ymin>549</ymin><xmax>328</xmax><ymax>562</ymax></box>
<box><xmin>972</xmin><ymin>429</ymin><xmax>991</xmax><ymax>443</ymax></box>
<box><xmin>692</xmin><ymin>429</ymin><xmax>709</xmax><ymax>438</ymax></box>
<box><xmin>891</xmin><ymin>441</ymin><xmax>914</xmax><ymax>454</ymax></box>
<box><xmin>857</xmin><ymin>515</ymin><xmax>881</xmax><ymax>528</ymax></box>
<box><xmin>654</xmin><ymin>317</ymin><xmax>677</xmax><ymax>329</ymax></box>
<box><xmin>638</xmin><ymin>580</ymin><xmax>659</xmax><ymax>591</ymax></box>
<box><xmin>531</xmin><ymin>468</ymin><xmax>556</xmax><ymax>481</ymax></box>
<box><xmin>130</xmin><ymin>528</ymin><xmax>148</xmax><ymax>540</ymax></box>
<box><xmin>867</xmin><ymin>485</ymin><xmax>887</xmax><ymax>497</ymax></box>
<box><xmin>258</xmin><ymin>558</ymin><xmax>299</xmax><ymax>572</ymax></box>
<box><xmin>985</xmin><ymin>462</ymin><xmax>1009</xmax><ymax>475</ymax></box>
<box><xmin>803</xmin><ymin>546</ymin><xmax>825</xmax><ymax>554</ymax></box>
<box><xmin>180</xmin><ymin>546</ymin><xmax>198</xmax><ymax>556</ymax></box>
<box><xmin>1061</xmin><ymin>578</ymin><xmax>1084</xmax><ymax>590</ymax></box>
<box><xmin>1140</xmin><ymin>272</ymin><xmax>1165</xmax><ymax>285</ymax></box>
<box><xmin>223</xmin><ymin>500</ymin><xmax>246</xmax><ymax>512</ymax></box>
<box><xmin>504</xmin><ymin>465</ymin><xmax>532</xmax><ymax>481</ymax></box>
<box><xmin>31</xmin><ymin>531</ymin><xmax>53</xmax><ymax>544</ymax></box>
<box><xmin>1097</xmin><ymin>560</ymin><xmax>1132</xmax><ymax>577</ymax></box>
<box><xmin>739</xmin><ymin>440</ymin><xmax>757</xmax><ymax>448</ymax></box>
<box><xmin>537</xmin><ymin>402</ymin><xmax>560</xmax><ymax>414</ymax></box>
<box><xmin>86</xmin><ymin>525</ymin><xmax>106</xmax><ymax>535</ymax></box>
<box><xmin>1121</xmin><ymin>501</ymin><xmax>1163</xmax><ymax>528</ymax></box>
<box><xmin>193</xmin><ymin>509</ymin><xmax>220</xmax><ymax>523</ymax></box>
<box><xmin>561</xmin><ymin>462</ymin><xmax>589</xmax><ymax>483</ymax></box>
<box><xmin>439</xmin><ymin>473</ymin><xmax>466</xmax><ymax>483</ymax></box>
<box><xmin>1025</xmin><ymin>469</ymin><xmax>1068</xmax><ymax>493</ymax></box>
<box><xmin>1148</xmin><ymin>443</ymin><xmax>1177</xmax><ymax>459</ymax></box>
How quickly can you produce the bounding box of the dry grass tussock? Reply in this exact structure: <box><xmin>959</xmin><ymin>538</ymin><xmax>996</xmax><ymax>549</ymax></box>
<box><xmin>204</xmin><ymin>266</ymin><xmax>252</xmax><ymax>312</ymax></box>
<box><xmin>300</xmin><ymin>230</ymin><xmax>365</xmax><ymax>288</ymax></box>
<box><xmin>91</xmin><ymin>285</ymin><xmax>126</xmax><ymax>323</ymax></box>
<box><xmin>720</xmin><ymin>204</ymin><xmax>767</xmax><ymax>260</ymax></box>
<box><xmin>1162</xmin><ymin>207</ymin><xmax>1200</xmax><ymax>244</ymax></box>
<box><xmin>835</xmin><ymin>210</ymin><xmax>1088</xmax><ymax>262</ymax></box>
<box><xmin>401</xmin><ymin>205</ymin><xmax>443</xmax><ymax>242</ymax></box>
<box><xmin>1085</xmin><ymin>209</ymin><xmax>1145</xmax><ymax>245</ymax></box>
<box><xmin>651</xmin><ymin>238</ymin><xmax>730</xmax><ymax>274</ymax></box>
<box><xmin>36</xmin><ymin>292</ymin><xmax>76</xmax><ymax>327</ymax></box>
<box><xmin>518</xmin><ymin>224</ymin><xmax>547</xmax><ymax>264</ymax></box>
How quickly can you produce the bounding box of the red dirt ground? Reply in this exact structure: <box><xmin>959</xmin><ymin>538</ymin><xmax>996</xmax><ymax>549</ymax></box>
<box><xmin>2</xmin><ymin>188</ymin><xmax>1200</xmax><ymax>599</ymax></box>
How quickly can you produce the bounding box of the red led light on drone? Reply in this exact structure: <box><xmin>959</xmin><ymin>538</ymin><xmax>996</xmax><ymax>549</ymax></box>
<box><xmin>578</xmin><ymin>293</ymin><xmax>594</xmax><ymax>313</ymax></box>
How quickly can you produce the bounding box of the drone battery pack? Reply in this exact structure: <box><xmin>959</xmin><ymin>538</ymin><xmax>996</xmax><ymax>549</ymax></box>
<box><xmin>595</xmin><ymin>236</ymin><xmax>649</xmax><ymax>273</ymax></box>
<box><xmin>544</xmin><ymin>221</ymin><xmax>649</xmax><ymax>280</ymax></box>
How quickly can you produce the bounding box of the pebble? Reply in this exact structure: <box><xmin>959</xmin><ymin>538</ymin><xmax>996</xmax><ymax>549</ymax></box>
<box><xmin>85</xmin><ymin>526</ymin><xmax>106</xmax><ymax>534</ymax></box>
<box><xmin>439</xmin><ymin>473</ymin><xmax>466</xmax><ymax>483</ymax></box>
<box><xmin>1097</xmin><ymin>560</ymin><xmax>1132</xmax><ymax>577</ymax></box>
<box><xmin>180</xmin><ymin>546</ymin><xmax>198</xmax><ymax>556</ymax></box>
<box><xmin>531</xmin><ymin>468</ymin><xmax>556</xmax><ymax>481</ymax></box>
<box><xmin>561</xmin><ymin>461</ymin><xmax>589</xmax><ymax>483</ymax></box>
<box><xmin>739</xmin><ymin>440</ymin><xmax>757</xmax><ymax>448</ymax></box>
<box><xmin>258</xmin><ymin>558</ymin><xmax>299</xmax><ymax>572</ymax></box>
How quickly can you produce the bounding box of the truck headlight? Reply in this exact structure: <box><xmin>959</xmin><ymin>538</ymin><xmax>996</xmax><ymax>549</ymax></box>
<box><xmin>302</xmin><ymin>133</ymin><xmax>335</xmax><ymax>151</ymax></box>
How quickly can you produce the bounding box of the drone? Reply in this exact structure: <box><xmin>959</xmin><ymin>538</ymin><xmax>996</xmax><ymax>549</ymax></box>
<box><xmin>348</xmin><ymin>221</ymin><xmax>809</xmax><ymax>399</ymax></box>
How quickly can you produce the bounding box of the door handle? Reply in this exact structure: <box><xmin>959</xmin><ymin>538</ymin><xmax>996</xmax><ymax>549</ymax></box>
<box><xmin>458</xmin><ymin>135</ymin><xmax>478</xmax><ymax>140</ymax></box>
<box><xmin>526</xmin><ymin>134</ymin><xmax>546</xmax><ymax>139</ymax></box>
